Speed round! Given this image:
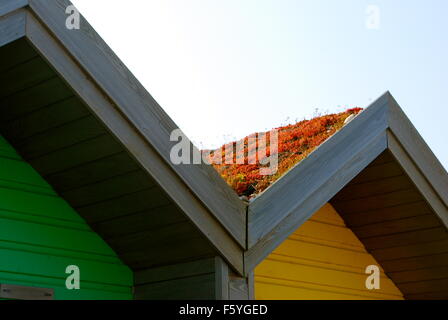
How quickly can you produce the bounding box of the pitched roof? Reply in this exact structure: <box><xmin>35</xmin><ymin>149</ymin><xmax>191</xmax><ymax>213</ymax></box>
<box><xmin>244</xmin><ymin>92</ymin><xmax>448</xmax><ymax>297</ymax></box>
<box><xmin>2</xmin><ymin>2</ymin><xmax>448</xmax><ymax>294</ymax></box>
<box><xmin>210</xmin><ymin>108</ymin><xmax>363</xmax><ymax>198</ymax></box>
<box><xmin>0</xmin><ymin>0</ymin><xmax>246</xmax><ymax>274</ymax></box>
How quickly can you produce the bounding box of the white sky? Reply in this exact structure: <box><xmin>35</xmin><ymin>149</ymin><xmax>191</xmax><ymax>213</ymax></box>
<box><xmin>71</xmin><ymin>0</ymin><xmax>448</xmax><ymax>169</ymax></box>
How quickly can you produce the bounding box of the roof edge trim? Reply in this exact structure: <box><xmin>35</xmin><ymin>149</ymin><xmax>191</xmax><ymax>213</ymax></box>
<box><xmin>387</xmin><ymin>93</ymin><xmax>448</xmax><ymax>207</ymax></box>
<box><xmin>27</xmin><ymin>0</ymin><xmax>247</xmax><ymax>248</ymax></box>
<box><xmin>0</xmin><ymin>7</ymin><xmax>27</xmax><ymax>47</ymax></box>
<box><xmin>247</xmin><ymin>92</ymin><xmax>390</xmax><ymax>248</ymax></box>
<box><xmin>244</xmin><ymin>130</ymin><xmax>388</xmax><ymax>273</ymax></box>
<box><xmin>0</xmin><ymin>0</ymin><xmax>28</xmax><ymax>17</ymax></box>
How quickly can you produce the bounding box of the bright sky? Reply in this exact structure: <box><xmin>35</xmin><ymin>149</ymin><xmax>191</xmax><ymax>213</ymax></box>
<box><xmin>72</xmin><ymin>0</ymin><xmax>448</xmax><ymax>169</ymax></box>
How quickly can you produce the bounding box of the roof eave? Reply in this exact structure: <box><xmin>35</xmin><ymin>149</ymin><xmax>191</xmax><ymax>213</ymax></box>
<box><xmin>0</xmin><ymin>3</ymin><xmax>247</xmax><ymax>275</ymax></box>
<box><xmin>245</xmin><ymin>91</ymin><xmax>448</xmax><ymax>273</ymax></box>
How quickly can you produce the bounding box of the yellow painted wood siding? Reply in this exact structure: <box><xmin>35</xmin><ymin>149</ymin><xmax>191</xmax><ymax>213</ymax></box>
<box><xmin>255</xmin><ymin>203</ymin><xmax>403</xmax><ymax>300</ymax></box>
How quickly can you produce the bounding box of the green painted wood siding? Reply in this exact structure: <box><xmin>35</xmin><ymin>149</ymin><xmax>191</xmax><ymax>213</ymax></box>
<box><xmin>0</xmin><ymin>135</ymin><xmax>132</xmax><ymax>299</ymax></box>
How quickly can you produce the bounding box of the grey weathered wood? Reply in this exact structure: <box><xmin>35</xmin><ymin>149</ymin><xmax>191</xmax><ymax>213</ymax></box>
<box><xmin>25</xmin><ymin>6</ymin><xmax>244</xmax><ymax>274</ymax></box>
<box><xmin>0</xmin><ymin>8</ymin><xmax>26</xmax><ymax>47</ymax></box>
<box><xmin>215</xmin><ymin>256</ymin><xmax>229</xmax><ymax>300</ymax></box>
<box><xmin>248</xmin><ymin>93</ymin><xmax>389</xmax><ymax>249</ymax></box>
<box><xmin>0</xmin><ymin>0</ymin><xmax>28</xmax><ymax>17</ymax></box>
<box><xmin>0</xmin><ymin>283</ymin><xmax>53</xmax><ymax>300</ymax></box>
<box><xmin>247</xmin><ymin>271</ymin><xmax>255</xmax><ymax>300</ymax></box>
<box><xmin>28</xmin><ymin>0</ymin><xmax>247</xmax><ymax>248</ymax></box>
<box><xmin>387</xmin><ymin>92</ymin><xmax>448</xmax><ymax>208</ymax></box>
<box><xmin>229</xmin><ymin>274</ymin><xmax>249</xmax><ymax>300</ymax></box>
<box><xmin>245</xmin><ymin>130</ymin><xmax>388</xmax><ymax>273</ymax></box>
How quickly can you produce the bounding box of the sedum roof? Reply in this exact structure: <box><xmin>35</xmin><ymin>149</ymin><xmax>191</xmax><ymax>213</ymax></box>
<box><xmin>208</xmin><ymin>108</ymin><xmax>363</xmax><ymax>198</ymax></box>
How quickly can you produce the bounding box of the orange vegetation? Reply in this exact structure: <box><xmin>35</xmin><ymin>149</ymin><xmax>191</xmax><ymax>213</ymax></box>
<box><xmin>207</xmin><ymin>108</ymin><xmax>363</xmax><ymax>198</ymax></box>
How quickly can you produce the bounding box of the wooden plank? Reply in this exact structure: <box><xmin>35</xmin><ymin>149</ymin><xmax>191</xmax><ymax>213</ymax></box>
<box><xmin>351</xmin><ymin>214</ymin><xmax>440</xmax><ymax>238</ymax></box>
<box><xmin>248</xmin><ymin>93</ymin><xmax>389</xmax><ymax>248</ymax></box>
<box><xmin>397</xmin><ymin>278</ymin><xmax>448</xmax><ymax>295</ymax></box>
<box><xmin>229</xmin><ymin>276</ymin><xmax>249</xmax><ymax>300</ymax></box>
<box><xmin>348</xmin><ymin>161</ymin><xmax>403</xmax><ymax>185</ymax></box>
<box><xmin>340</xmin><ymin>201</ymin><xmax>432</xmax><ymax>227</ymax></box>
<box><xmin>45</xmin><ymin>152</ymin><xmax>139</xmax><ymax>192</ymax></box>
<box><xmin>332</xmin><ymin>189</ymin><xmax>422</xmax><ymax>215</ymax></box>
<box><xmin>78</xmin><ymin>187</ymin><xmax>171</xmax><ymax>224</ymax></box>
<box><xmin>0</xmin><ymin>283</ymin><xmax>53</xmax><ymax>300</ymax></box>
<box><xmin>361</xmin><ymin>227</ymin><xmax>448</xmax><ymax>250</ymax></box>
<box><xmin>388</xmin><ymin>130</ymin><xmax>448</xmax><ymax>229</ymax></box>
<box><xmin>93</xmin><ymin>204</ymin><xmax>186</xmax><ymax>239</ymax></box>
<box><xmin>0</xmin><ymin>38</ymin><xmax>36</xmax><ymax>72</ymax></box>
<box><xmin>29</xmin><ymin>134</ymin><xmax>124</xmax><ymax>175</ymax></box>
<box><xmin>387</xmin><ymin>92</ymin><xmax>448</xmax><ymax>208</ymax></box>
<box><xmin>61</xmin><ymin>170</ymin><xmax>155</xmax><ymax>207</ymax></box>
<box><xmin>29</xmin><ymin>0</ymin><xmax>246</xmax><ymax>248</ymax></box>
<box><xmin>248</xmin><ymin>272</ymin><xmax>255</xmax><ymax>300</ymax></box>
<box><xmin>25</xmin><ymin>12</ymin><xmax>244</xmax><ymax>274</ymax></box>
<box><xmin>0</xmin><ymin>0</ymin><xmax>28</xmax><ymax>17</ymax></box>
<box><xmin>0</xmin><ymin>77</ymin><xmax>73</xmax><ymax>124</ymax></box>
<box><xmin>380</xmin><ymin>252</ymin><xmax>448</xmax><ymax>273</ymax></box>
<box><xmin>245</xmin><ymin>130</ymin><xmax>388</xmax><ymax>273</ymax></box>
<box><xmin>0</xmin><ymin>216</ymin><xmax>118</xmax><ymax>256</ymax></box>
<box><xmin>0</xmin><ymin>56</ymin><xmax>55</xmax><ymax>99</ymax></box>
<box><xmin>108</xmin><ymin>221</ymin><xmax>203</xmax><ymax>253</ymax></box>
<box><xmin>371</xmin><ymin>239</ymin><xmax>448</xmax><ymax>261</ymax></box>
<box><xmin>389</xmin><ymin>266</ymin><xmax>448</xmax><ymax>284</ymax></box>
<box><xmin>405</xmin><ymin>291</ymin><xmax>448</xmax><ymax>300</ymax></box>
<box><xmin>215</xmin><ymin>256</ymin><xmax>229</xmax><ymax>300</ymax></box>
<box><xmin>368</xmin><ymin>150</ymin><xmax>395</xmax><ymax>166</ymax></box>
<box><xmin>17</xmin><ymin>115</ymin><xmax>106</xmax><ymax>159</ymax></box>
<box><xmin>134</xmin><ymin>274</ymin><xmax>215</xmax><ymax>300</ymax></box>
<box><xmin>0</xmin><ymin>8</ymin><xmax>26</xmax><ymax>47</ymax></box>
<box><xmin>332</xmin><ymin>174</ymin><xmax>412</xmax><ymax>202</ymax></box>
<box><xmin>0</xmin><ymin>156</ymin><xmax>54</xmax><ymax>192</ymax></box>
<box><xmin>135</xmin><ymin>257</ymin><xmax>215</xmax><ymax>285</ymax></box>
<box><xmin>2</xmin><ymin>96</ymin><xmax>89</xmax><ymax>142</ymax></box>
<box><xmin>120</xmin><ymin>236</ymin><xmax>216</xmax><ymax>270</ymax></box>
<box><xmin>256</xmin><ymin>259</ymin><xmax>401</xmax><ymax>296</ymax></box>
<box><xmin>255</xmin><ymin>277</ymin><xmax>402</xmax><ymax>300</ymax></box>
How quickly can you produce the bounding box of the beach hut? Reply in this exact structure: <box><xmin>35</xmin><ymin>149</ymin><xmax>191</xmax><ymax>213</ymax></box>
<box><xmin>0</xmin><ymin>1</ymin><xmax>446</xmax><ymax>300</ymax></box>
